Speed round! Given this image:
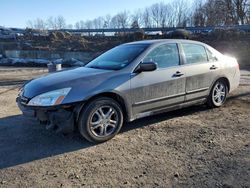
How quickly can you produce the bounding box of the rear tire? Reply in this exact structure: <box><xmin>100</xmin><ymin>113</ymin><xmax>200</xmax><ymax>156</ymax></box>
<box><xmin>207</xmin><ymin>79</ymin><xmax>228</xmax><ymax>108</ymax></box>
<box><xmin>78</xmin><ymin>97</ymin><xmax>124</xmax><ymax>143</ymax></box>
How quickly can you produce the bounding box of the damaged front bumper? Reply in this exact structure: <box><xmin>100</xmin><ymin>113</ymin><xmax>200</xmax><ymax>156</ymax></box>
<box><xmin>16</xmin><ymin>96</ymin><xmax>83</xmax><ymax>134</ymax></box>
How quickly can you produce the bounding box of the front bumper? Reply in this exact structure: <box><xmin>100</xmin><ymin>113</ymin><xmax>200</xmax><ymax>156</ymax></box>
<box><xmin>16</xmin><ymin>96</ymin><xmax>78</xmax><ymax>133</ymax></box>
<box><xmin>16</xmin><ymin>96</ymin><xmax>36</xmax><ymax>117</ymax></box>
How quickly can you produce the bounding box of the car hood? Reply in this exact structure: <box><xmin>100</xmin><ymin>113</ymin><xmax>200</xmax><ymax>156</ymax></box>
<box><xmin>23</xmin><ymin>67</ymin><xmax>113</xmax><ymax>99</ymax></box>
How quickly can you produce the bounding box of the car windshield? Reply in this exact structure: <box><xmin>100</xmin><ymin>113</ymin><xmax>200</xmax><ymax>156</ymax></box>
<box><xmin>86</xmin><ymin>44</ymin><xmax>148</xmax><ymax>70</ymax></box>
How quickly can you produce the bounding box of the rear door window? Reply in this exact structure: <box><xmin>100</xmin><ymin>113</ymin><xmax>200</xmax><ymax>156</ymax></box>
<box><xmin>182</xmin><ymin>44</ymin><xmax>208</xmax><ymax>64</ymax></box>
<box><xmin>143</xmin><ymin>44</ymin><xmax>180</xmax><ymax>69</ymax></box>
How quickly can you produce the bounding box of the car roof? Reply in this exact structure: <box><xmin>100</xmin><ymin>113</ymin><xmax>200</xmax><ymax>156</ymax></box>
<box><xmin>124</xmin><ymin>39</ymin><xmax>205</xmax><ymax>46</ymax></box>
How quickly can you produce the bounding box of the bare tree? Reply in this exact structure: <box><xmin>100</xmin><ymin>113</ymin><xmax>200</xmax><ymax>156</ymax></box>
<box><xmin>193</xmin><ymin>0</ymin><xmax>207</xmax><ymax>26</ymax></box>
<box><xmin>171</xmin><ymin>0</ymin><xmax>190</xmax><ymax>27</ymax></box>
<box><xmin>47</xmin><ymin>16</ymin><xmax>57</xmax><ymax>29</ymax></box>
<box><xmin>192</xmin><ymin>0</ymin><xmax>250</xmax><ymax>26</ymax></box>
<box><xmin>85</xmin><ymin>20</ymin><xmax>93</xmax><ymax>29</ymax></box>
<box><xmin>80</xmin><ymin>21</ymin><xmax>85</xmax><ymax>29</ymax></box>
<box><xmin>233</xmin><ymin>0</ymin><xmax>249</xmax><ymax>24</ymax></box>
<box><xmin>93</xmin><ymin>17</ymin><xmax>104</xmax><ymax>29</ymax></box>
<box><xmin>27</xmin><ymin>18</ymin><xmax>46</xmax><ymax>30</ymax></box>
<box><xmin>110</xmin><ymin>11</ymin><xmax>129</xmax><ymax>29</ymax></box>
<box><xmin>56</xmin><ymin>15</ymin><xmax>66</xmax><ymax>29</ymax></box>
<box><xmin>26</xmin><ymin>0</ymin><xmax>250</xmax><ymax>31</ymax></box>
<box><xmin>84</xmin><ymin>20</ymin><xmax>93</xmax><ymax>36</ymax></box>
<box><xmin>142</xmin><ymin>7</ymin><xmax>152</xmax><ymax>28</ymax></box>
<box><xmin>224</xmin><ymin>0</ymin><xmax>237</xmax><ymax>24</ymax></box>
<box><xmin>116</xmin><ymin>11</ymin><xmax>130</xmax><ymax>29</ymax></box>
<box><xmin>131</xmin><ymin>9</ymin><xmax>143</xmax><ymax>28</ymax></box>
<box><xmin>74</xmin><ymin>22</ymin><xmax>80</xmax><ymax>29</ymax></box>
<box><xmin>150</xmin><ymin>3</ymin><xmax>160</xmax><ymax>27</ymax></box>
<box><xmin>74</xmin><ymin>20</ymin><xmax>85</xmax><ymax>29</ymax></box>
<box><xmin>103</xmin><ymin>14</ymin><xmax>111</xmax><ymax>28</ymax></box>
<box><xmin>247</xmin><ymin>3</ymin><xmax>250</xmax><ymax>23</ymax></box>
<box><xmin>110</xmin><ymin>15</ymin><xmax>120</xmax><ymax>28</ymax></box>
<box><xmin>46</xmin><ymin>16</ymin><xmax>66</xmax><ymax>30</ymax></box>
<box><xmin>159</xmin><ymin>2</ymin><xmax>169</xmax><ymax>28</ymax></box>
<box><xmin>26</xmin><ymin>20</ymin><xmax>34</xmax><ymax>29</ymax></box>
<box><xmin>131</xmin><ymin>20</ymin><xmax>140</xmax><ymax>29</ymax></box>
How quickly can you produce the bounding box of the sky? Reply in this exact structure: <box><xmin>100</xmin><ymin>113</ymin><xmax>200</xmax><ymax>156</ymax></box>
<box><xmin>0</xmin><ymin>0</ymin><xmax>163</xmax><ymax>28</ymax></box>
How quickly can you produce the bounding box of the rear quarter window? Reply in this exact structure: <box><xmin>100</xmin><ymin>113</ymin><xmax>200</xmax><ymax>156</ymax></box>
<box><xmin>206</xmin><ymin>48</ymin><xmax>218</xmax><ymax>62</ymax></box>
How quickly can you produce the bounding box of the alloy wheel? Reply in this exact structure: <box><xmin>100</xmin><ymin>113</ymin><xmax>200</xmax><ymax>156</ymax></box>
<box><xmin>89</xmin><ymin>105</ymin><xmax>119</xmax><ymax>138</ymax></box>
<box><xmin>212</xmin><ymin>81</ymin><xmax>226</xmax><ymax>106</ymax></box>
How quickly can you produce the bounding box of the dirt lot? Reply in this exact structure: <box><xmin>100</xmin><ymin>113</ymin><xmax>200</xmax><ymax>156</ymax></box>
<box><xmin>0</xmin><ymin>67</ymin><xmax>249</xmax><ymax>188</ymax></box>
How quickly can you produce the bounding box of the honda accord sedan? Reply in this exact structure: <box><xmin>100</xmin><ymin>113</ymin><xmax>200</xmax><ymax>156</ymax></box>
<box><xmin>17</xmin><ymin>39</ymin><xmax>240</xmax><ymax>143</ymax></box>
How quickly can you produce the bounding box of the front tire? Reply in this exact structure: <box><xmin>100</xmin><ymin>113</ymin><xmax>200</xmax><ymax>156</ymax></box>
<box><xmin>207</xmin><ymin>79</ymin><xmax>228</xmax><ymax>108</ymax></box>
<box><xmin>78</xmin><ymin>97</ymin><xmax>124</xmax><ymax>143</ymax></box>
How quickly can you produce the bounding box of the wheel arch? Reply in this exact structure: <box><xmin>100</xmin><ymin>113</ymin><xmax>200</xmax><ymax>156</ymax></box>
<box><xmin>211</xmin><ymin>76</ymin><xmax>230</xmax><ymax>92</ymax></box>
<box><xmin>75</xmin><ymin>91</ymin><xmax>130</xmax><ymax>123</ymax></box>
<box><xmin>219</xmin><ymin>77</ymin><xmax>230</xmax><ymax>91</ymax></box>
<box><xmin>207</xmin><ymin>76</ymin><xmax>230</xmax><ymax>108</ymax></box>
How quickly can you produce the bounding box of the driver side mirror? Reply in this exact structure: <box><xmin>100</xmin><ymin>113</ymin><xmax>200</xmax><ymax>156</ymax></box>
<box><xmin>134</xmin><ymin>62</ymin><xmax>157</xmax><ymax>73</ymax></box>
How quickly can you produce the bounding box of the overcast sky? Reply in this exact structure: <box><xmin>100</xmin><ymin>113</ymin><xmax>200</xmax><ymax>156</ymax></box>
<box><xmin>0</xmin><ymin>0</ymin><xmax>167</xmax><ymax>28</ymax></box>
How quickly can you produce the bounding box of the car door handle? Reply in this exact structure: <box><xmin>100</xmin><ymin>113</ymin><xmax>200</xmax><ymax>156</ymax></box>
<box><xmin>173</xmin><ymin>71</ymin><xmax>184</xmax><ymax>77</ymax></box>
<box><xmin>210</xmin><ymin>65</ymin><xmax>218</xmax><ymax>70</ymax></box>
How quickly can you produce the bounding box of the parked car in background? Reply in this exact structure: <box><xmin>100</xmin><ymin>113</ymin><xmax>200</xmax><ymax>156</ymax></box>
<box><xmin>17</xmin><ymin>39</ymin><xmax>240</xmax><ymax>143</ymax></box>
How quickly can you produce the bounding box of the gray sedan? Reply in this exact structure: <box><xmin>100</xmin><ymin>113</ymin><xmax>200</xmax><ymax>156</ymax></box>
<box><xmin>17</xmin><ymin>39</ymin><xmax>240</xmax><ymax>143</ymax></box>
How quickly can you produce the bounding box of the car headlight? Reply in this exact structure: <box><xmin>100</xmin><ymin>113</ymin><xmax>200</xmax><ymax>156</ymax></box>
<box><xmin>28</xmin><ymin>88</ymin><xmax>71</xmax><ymax>106</ymax></box>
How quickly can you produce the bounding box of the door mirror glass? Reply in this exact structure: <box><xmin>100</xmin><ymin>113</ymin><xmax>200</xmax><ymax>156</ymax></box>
<box><xmin>134</xmin><ymin>62</ymin><xmax>157</xmax><ymax>73</ymax></box>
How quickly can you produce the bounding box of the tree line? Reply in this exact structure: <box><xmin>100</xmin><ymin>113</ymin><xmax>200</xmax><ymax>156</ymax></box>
<box><xmin>27</xmin><ymin>0</ymin><xmax>250</xmax><ymax>30</ymax></box>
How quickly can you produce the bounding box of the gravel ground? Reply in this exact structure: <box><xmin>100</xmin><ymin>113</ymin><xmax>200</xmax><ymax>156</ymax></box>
<box><xmin>0</xmin><ymin>67</ymin><xmax>249</xmax><ymax>188</ymax></box>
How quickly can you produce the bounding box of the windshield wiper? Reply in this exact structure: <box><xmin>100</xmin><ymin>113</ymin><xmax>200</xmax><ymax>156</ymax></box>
<box><xmin>88</xmin><ymin>65</ymin><xmax>104</xmax><ymax>69</ymax></box>
<box><xmin>88</xmin><ymin>65</ymin><xmax>116</xmax><ymax>70</ymax></box>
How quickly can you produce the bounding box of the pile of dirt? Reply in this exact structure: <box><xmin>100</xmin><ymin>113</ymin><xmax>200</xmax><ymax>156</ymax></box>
<box><xmin>23</xmin><ymin>31</ymin><xmax>91</xmax><ymax>52</ymax></box>
<box><xmin>207</xmin><ymin>28</ymin><xmax>247</xmax><ymax>40</ymax></box>
<box><xmin>164</xmin><ymin>29</ymin><xmax>191</xmax><ymax>39</ymax></box>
